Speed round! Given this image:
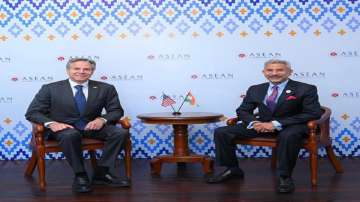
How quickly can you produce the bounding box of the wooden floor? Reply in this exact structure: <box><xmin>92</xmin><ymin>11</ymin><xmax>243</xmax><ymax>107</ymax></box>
<box><xmin>0</xmin><ymin>158</ymin><xmax>358</xmax><ymax>202</ymax></box>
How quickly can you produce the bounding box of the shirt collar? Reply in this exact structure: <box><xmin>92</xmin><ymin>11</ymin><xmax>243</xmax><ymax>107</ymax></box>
<box><xmin>269</xmin><ymin>79</ymin><xmax>289</xmax><ymax>89</ymax></box>
<box><xmin>68</xmin><ymin>79</ymin><xmax>89</xmax><ymax>89</ymax></box>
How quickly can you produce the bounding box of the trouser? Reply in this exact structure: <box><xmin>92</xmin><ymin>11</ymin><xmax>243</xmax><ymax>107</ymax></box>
<box><xmin>213</xmin><ymin>123</ymin><xmax>307</xmax><ymax>177</ymax></box>
<box><xmin>49</xmin><ymin>125</ymin><xmax>129</xmax><ymax>174</ymax></box>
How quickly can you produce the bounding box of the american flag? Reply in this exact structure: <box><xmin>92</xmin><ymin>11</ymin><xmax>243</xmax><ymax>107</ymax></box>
<box><xmin>161</xmin><ymin>93</ymin><xmax>176</xmax><ymax>107</ymax></box>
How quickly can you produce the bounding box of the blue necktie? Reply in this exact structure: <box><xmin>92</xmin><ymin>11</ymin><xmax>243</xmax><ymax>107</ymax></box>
<box><xmin>266</xmin><ymin>85</ymin><xmax>279</xmax><ymax>112</ymax></box>
<box><xmin>74</xmin><ymin>85</ymin><xmax>86</xmax><ymax>130</ymax></box>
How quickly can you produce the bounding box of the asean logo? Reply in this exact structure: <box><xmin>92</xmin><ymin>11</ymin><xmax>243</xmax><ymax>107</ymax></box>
<box><xmin>149</xmin><ymin>95</ymin><xmax>157</xmax><ymax>100</ymax></box>
<box><xmin>11</xmin><ymin>77</ymin><xmax>18</xmax><ymax>81</ymax></box>
<box><xmin>331</xmin><ymin>92</ymin><xmax>339</xmax><ymax>97</ymax></box>
<box><xmin>191</xmin><ymin>74</ymin><xmax>198</xmax><ymax>79</ymax></box>
<box><xmin>238</xmin><ymin>53</ymin><xmax>246</xmax><ymax>58</ymax></box>
<box><xmin>147</xmin><ymin>55</ymin><xmax>155</xmax><ymax>60</ymax></box>
<box><xmin>330</xmin><ymin>52</ymin><xmax>337</xmax><ymax>57</ymax></box>
<box><xmin>57</xmin><ymin>56</ymin><xmax>65</xmax><ymax>61</ymax></box>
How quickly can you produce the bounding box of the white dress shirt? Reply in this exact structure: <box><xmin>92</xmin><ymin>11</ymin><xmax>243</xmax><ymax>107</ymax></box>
<box><xmin>44</xmin><ymin>79</ymin><xmax>90</xmax><ymax>127</ymax></box>
<box><xmin>68</xmin><ymin>79</ymin><xmax>89</xmax><ymax>100</ymax></box>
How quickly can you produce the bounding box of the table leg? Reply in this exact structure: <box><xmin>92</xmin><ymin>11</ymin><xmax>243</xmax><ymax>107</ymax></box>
<box><xmin>150</xmin><ymin>124</ymin><xmax>214</xmax><ymax>175</ymax></box>
<box><xmin>150</xmin><ymin>157</ymin><xmax>162</xmax><ymax>175</ymax></box>
<box><xmin>201</xmin><ymin>156</ymin><xmax>214</xmax><ymax>174</ymax></box>
<box><xmin>173</xmin><ymin>124</ymin><xmax>189</xmax><ymax>156</ymax></box>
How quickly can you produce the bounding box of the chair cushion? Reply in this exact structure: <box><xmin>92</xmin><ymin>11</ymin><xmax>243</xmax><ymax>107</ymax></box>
<box><xmin>44</xmin><ymin>138</ymin><xmax>105</xmax><ymax>152</ymax></box>
<box><xmin>44</xmin><ymin>138</ymin><xmax>103</xmax><ymax>146</ymax></box>
<box><xmin>234</xmin><ymin>136</ymin><xmax>277</xmax><ymax>147</ymax></box>
<box><xmin>233</xmin><ymin>135</ymin><xmax>320</xmax><ymax>148</ymax></box>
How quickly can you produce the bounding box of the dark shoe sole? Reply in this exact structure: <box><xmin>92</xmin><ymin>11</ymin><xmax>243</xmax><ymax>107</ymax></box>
<box><xmin>73</xmin><ymin>186</ymin><xmax>92</xmax><ymax>193</ymax></box>
<box><xmin>206</xmin><ymin>173</ymin><xmax>244</xmax><ymax>184</ymax></box>
<box><xmin>277</xmin><ymin>186</ymin><xmax>295</xmax><ymax>194</ymax></box>
<box><xmin>92</xmin><ymin>179</ymin><xmax>131</xmax><ymax>188</ymax></box>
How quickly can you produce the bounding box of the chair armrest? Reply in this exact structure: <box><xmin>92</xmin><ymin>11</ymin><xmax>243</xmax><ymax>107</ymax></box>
<box><xmin>118</xmin><ymin>118</ymin><xmax>131</xmax><ymax>129</ymax></box>
<box><xmin>317</xmin><ymin>106</ymin><xmax>332</xmax><ymax>146</ymax></box>
<box><xmin>226</xmin><ymin>117</ymin><xmax>239</xmax><ymax>126</ymax></box>
<box><xmin>31</xmin><ymin>122</ymin><xmax>45</xmax><ymax>146</ymax></box>
<box><xmin>304</xmin><ymin>120</ymin><xmax>318</xmax><ymax>145</ymax></box>
<box><xmin>307</xmin><ymin>120</ymin><xmax>317</xmax><ymax>130</ymax></box>
<box><xmin>316</xmin><ymin>107</ymin><xmax>331</xmax><ymax>125</ymax></box>
<box><xmin>307</xmin><ymin>106</ymin><xmax>332</xmax><ymax>146</ymax></box>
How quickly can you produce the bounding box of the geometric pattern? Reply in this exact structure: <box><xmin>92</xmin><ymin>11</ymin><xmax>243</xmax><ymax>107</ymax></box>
<box><xmin>0</xmin><ymin>0</ymin><xmax>359</xmax><ymax>159</ymax></box>
<box><xmin>15</xmin><ymin>3</ymin><xmax>37</xmax><ymax>27</ymax></box>
<box><xmin>282</xmin><ymin>1</ymin><xmax>303</xmax><ymax>22</ymax></box>
<box><xmin>39</xmin><ymin>3</ymin><xmax>61</xmax><ymax>26</ymax></box>
<box><xmin>322</xmin><ymin>17</ymin><xmax>336</xmax><ymax>32</ymax></box>
<box><xmin>334</xmin><ymin>128</ymin><xmax>358</xmax><ymax>156</ymax></box>
<box><xmin>298</xmin><ymin>18</ymin><xmax>312</xmax><ymax>32</ymax></box>
<box><xmin>306</xmin><ymin>1</ymin><xmax>327</xmax><ymax>22</ymax></box>
<box><xmin>273</xmin><ymin>18</ymin><xmax>288</xmax><ymax>33</ymax></box>
<box><xmin>257</xmin><ymin>0</ymin><xmax>279</xmax><ymax>23</ymax></box>
<box><xmin>0</xmin><ymin>0</ymin><xmax>358</xmax><ymax>41</ymax></box>
<box><xmin>1</xmin><ymin>115</ymin><xmax>360</xmax><ymax>160</ymax></box>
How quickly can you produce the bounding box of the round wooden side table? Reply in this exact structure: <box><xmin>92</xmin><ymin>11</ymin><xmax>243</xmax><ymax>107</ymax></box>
<box><xmin>137</xmin><ymin>112</ymin><xmax>223</xmax><ymax>175</ymax></box>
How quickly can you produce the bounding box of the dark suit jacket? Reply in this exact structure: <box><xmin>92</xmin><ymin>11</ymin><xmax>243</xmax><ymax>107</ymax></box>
<box><xmin>25</xmin><ymin>79</ymin><xmax>123</xmax><ymax>126</ymax></box>
<box><xmin>236</xmin><ymin>79</ymin><xmax>322</xmax><ymax>127</ymax></box>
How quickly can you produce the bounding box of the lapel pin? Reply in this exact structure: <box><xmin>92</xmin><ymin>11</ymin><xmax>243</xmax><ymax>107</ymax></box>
<box><xmin>93</xmin><ymin>86</ymin><xmax>98</xmax><ymax>88</ymax></box>
<box><xmin>286</xmin><ymin>90</ymin><xmax>291</xmax><ymax>94</ymax></box>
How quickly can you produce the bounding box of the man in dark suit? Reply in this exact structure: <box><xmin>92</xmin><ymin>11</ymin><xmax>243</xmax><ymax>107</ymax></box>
<box><xmin>206</xmin><ymin>59</ymin><xmax>322</xmax><ymax>193</ymax></box>
<box><xmin>25</xmin><ymin>58</ymin><xmax>130</xmax><ymax>193</ymax></box>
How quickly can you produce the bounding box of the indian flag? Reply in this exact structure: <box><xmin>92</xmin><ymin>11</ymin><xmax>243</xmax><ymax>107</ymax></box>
<box><xmin>185</xmin><ymin>91</ymin><xmax>196</xmax><ymax>105</ymax></box>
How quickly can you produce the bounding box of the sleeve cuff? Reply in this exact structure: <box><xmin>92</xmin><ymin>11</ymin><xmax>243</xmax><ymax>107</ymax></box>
<box><xmin>247</xmin><ymin>121</ymin><xmax>259</xmax><ymax>129</ymax></box>
<box><xmin>44</xmin><ymin>121</ymin><xmax>54</xmax><ymax>128</ymax></box>
<box><xmin>98</xmin><ymin>117</ymin><xmax>107</xmax><ymax>124</ymax></box>
<box><xmin>271</xmin><ymin>120</ymin><xmax>282</xmax><ymax>131</ymax></box>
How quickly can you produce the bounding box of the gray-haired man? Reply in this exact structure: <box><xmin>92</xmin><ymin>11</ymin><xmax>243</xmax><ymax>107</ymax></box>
<box><xmin>26</xmin><ymin>58</ymin><xmax>130</xmax><ymax>193</ymax></box>
<box><xmin>207</xmin><ymin>60</ymin><xmax>322</xmax><ymax>193</ymax></box>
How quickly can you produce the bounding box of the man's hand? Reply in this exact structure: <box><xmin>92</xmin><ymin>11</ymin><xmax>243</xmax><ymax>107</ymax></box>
<box><xmin>253</xmin><ymin>122</ymin><xmax>275</xmax><ymax>133</ymax></box>
<box><xmin>48</xmin><ymin>122</ymin><xmax>74</xmax><ymax>132</ymax></box>
<box><xmin>84</xmin><ymin>118</ymin><xmax>105</xmax><ymax>131</ymax></box>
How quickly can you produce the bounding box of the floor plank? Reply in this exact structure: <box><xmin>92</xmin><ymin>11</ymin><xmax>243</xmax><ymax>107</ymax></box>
<box><xmin>0</xmin><ymin>158</ymin><xmax>358</xmax><ymax>202</ymax></box>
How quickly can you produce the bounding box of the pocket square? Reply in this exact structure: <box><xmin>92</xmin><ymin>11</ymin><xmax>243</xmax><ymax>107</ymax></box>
<box><xmin>286</xmin><ymin>95</ymin><xmax>297</xmax><ymax>100</ymax></box>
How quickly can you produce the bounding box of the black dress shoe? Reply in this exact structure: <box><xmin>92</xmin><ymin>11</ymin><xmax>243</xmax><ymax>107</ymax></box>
<box><xmin>72</xmin><ymin>175</ymin><xmax>92</xmax><ymax>193</ymax></box>
<box><xmin>92</xmin><ymin>173</ymin><xmax>131</xmax><ymax>187</ymax></box>
<box><xmin>206</xmin><ymin>168</ymin><xmax>244</xmax><ymax>184</ymax></box>
<box><xmin>277</xmin><ymin>177</ymin><xmax>295</xmax><ymax>193</ymax></box>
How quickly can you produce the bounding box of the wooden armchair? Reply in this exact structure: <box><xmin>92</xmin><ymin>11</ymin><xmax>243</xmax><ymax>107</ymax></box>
<box><xmin>24</xmin><ymin>119</ymin><xmax>132</xmax><ymax>190</ymax></box>
<box><xmin>227</xmin><ymin>106</ymin><xmax>343</xmax><ymax>186</ymax></box>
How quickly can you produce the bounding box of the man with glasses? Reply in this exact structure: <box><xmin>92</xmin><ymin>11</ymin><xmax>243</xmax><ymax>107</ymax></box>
<box><xmin>207</xmin><ymin>59</ymin><xmax>322</xmax><ymax>193</ymax></box>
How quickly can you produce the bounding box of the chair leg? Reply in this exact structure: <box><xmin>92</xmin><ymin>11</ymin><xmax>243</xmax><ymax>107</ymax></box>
<box><xmin>271</xmin><ymin>148</ymin><xmax>277</xmax><ymax>169</ymax></box>
<box><xmin>25</xmin><ymin>151</ymin><xmax>38</xmax><ymax>176</ymax></box>
<box><xmin>37</xmin><ymin>147</ymin><xmax>46</xmax><ymax>190</ymax></box>
<box><xmin>89</xmin><ymin>150</ymin><xmax>98</xmax><ymax>169</ymax></box>
<box><xmin>124</xmin><ymin>137</ymin><xmax>132</xmax><ymax>179</ymax></box>
<box><xmin>325</xmin><ymin>145</ymin><xmax>344</xmax><ymax>173</ymax></box>
<box><xmin>309</xmin><ymin>149</ymin><xmax>318</xmax><ymax>186</ymax></box>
